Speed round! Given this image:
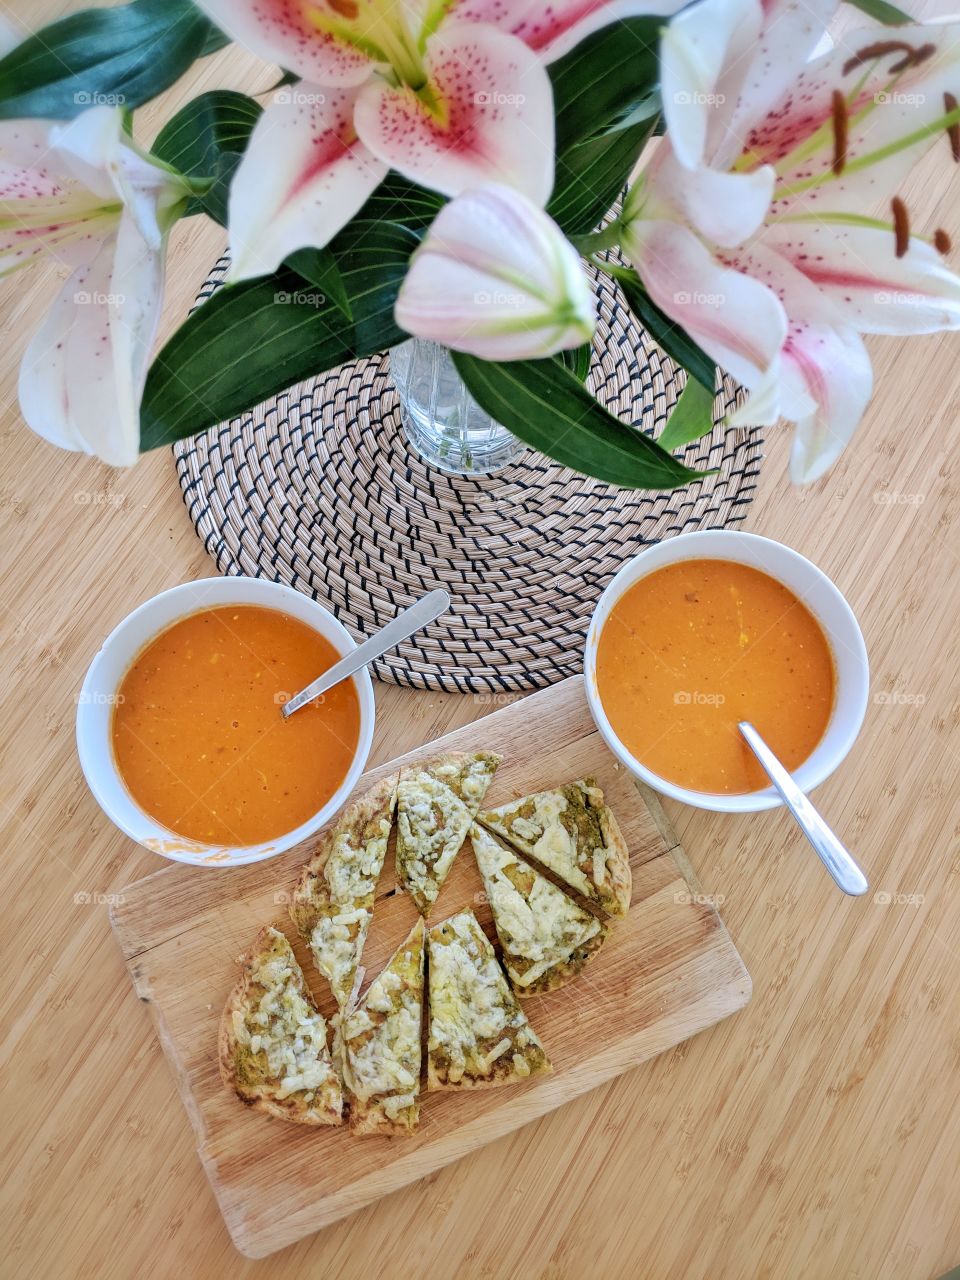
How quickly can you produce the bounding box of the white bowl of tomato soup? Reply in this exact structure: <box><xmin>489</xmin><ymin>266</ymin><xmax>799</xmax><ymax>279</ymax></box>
<box><xmin>584</xmin><ymin>531</ymin><xmax>869</xmax><ymax>813</ymax></box>
<box><xmin>76</xmin><ymin>577</ymin><xmax>375</xmax><ymax>865</ymax></box>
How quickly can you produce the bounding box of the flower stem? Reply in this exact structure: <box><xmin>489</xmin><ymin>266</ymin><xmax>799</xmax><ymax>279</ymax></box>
<box><xmin>571</xmin><ymin>222</ymin><xmax>622</xmax><ymax>255</ymax></box>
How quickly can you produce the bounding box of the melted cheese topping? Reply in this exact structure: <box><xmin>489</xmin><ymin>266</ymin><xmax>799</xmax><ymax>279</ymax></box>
<box><xmin>323</xmin><ymin>812</ymin><xmax>392</xmax><ymax>903</ymax></box>
<box><xmin>470</xmin><ymin>825</ymin><xmax>601</xmax><ymax>986</ymax></box>
<box><xmin>233</xmin><ymin>930</ymin><xmax>338</xmax><ymax>1102</ymax></box>
<box><xmin>397</xmin><ymin>773</ymin><xmax>471</xmax><ymax>909</ymax></box>
<box><xmin>309</xmin><ymin>906</ymin><xmax>371</xmax><ymax>1007</ymax></box>
<box><xmin>397</xmin><ymin>755</ymin><xmax>499</xmax><ymax>910</ymax></box>
<box><xmin>480</xmin><ymin>782</ymin><xmax>610</xmax><ymax>901</ymax></box>
<box><xmin>340</xmin><ymin>932</ymin><xmax>423</xmax><ymax>1118</ymax></box>
<box><xmin>427</xmin><ymin>912</ymin><xmax>544</xmax><ymax>1084</ymax></box>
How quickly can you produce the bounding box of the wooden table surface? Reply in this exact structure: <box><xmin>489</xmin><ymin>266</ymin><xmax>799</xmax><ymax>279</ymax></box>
<box><xmin>2</xmin><ymin>4</ymin><xmax>959</xmax><ymax>1278</ymax></box>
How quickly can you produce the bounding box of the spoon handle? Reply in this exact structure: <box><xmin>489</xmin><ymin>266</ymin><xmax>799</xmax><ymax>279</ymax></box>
<box><xmin>282</xmin><ymin>589</ymin><xmax>451</xmax><ymax>718</ymax></box>
<box><xmin>738</xmin><ymin>721</ymin><xmax>869</xmax><ymax>897</ymax></box>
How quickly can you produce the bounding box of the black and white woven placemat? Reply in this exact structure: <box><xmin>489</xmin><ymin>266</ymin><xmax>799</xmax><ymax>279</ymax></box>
<box><xmin>174</xmin><ymin>256</ymin><xmax>763</xmax><ymax>693</ymax></box>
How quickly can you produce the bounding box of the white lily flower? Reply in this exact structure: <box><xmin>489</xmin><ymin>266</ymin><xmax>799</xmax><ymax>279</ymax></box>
<box><xmin>197</xmin><ymin>0</ymin><xmax>686</xmax><ymax>281</ymax></box>
<box><xmin>625</xmin><ymin>0</ymin><xmax>960</xmax><ymax>483</ymax></box>
<box><xmin>3</xmin><ymin>107</ymin><xmax>191</xmax><ymax>465</ymax></box>
<box><xmin>394</xmin><ymin>183</ymin><xmax>595</xmax><ymax>360</ymax></box>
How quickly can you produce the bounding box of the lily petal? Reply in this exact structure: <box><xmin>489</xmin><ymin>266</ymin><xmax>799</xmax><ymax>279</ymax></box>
<box><xmin>19</xmin><ymin>213</ymin><xmax>165</xmax><ymax>465</ymax></box>
<box><xmin>622</xmin><ymin>218</ymin><xmax>787</xmax><ymax>394</ymax></box>
<box><xmin>227</xmin><ymin>84</ymin><xmax>387</xmax><ymax>281</ymax></box>
<box><xmin>786</xmin><ymin>325</ymin><xmax>873</xmax><ymax>484</ymax></box>
<box><xmin>758</xmin><ymin>22</ymin><xmax>960</xmax><ymax>198</ymax></box>
<box><xmin>762</xmin><ymin>221</ymin><xmax>960</xmax><ymax>335</ymax></box>
<box><xmin>194</xmin><ymin>0</ymin><xmax>372</xmax><ymax>87</ymax></box>
<box><xmin>642</xmin><ymin>142</ymin><xmax>775</xmax><ymax>247</ymax></box>
<box><xmin>453</xmin><ymin>0</ymin><xmax>687</xmax><ymax>62</ymax></box>
<box><xmin>659</xmin><ymin>0</ymin><xmax>761</xmax><ymax>170</ymax></box>
<box><xmin>712</xmin><ymin>0</ymin><xmax>839</xmax><ymax>169</ymax></box>
<box><xmin>395</xmin><ymin>183</ymin><xmax>595</xmax><ymax>359</ymax></box>
<box><xmin>355</xmin><ymin>22</ymin><xmax>554</xmax><ymax>204</ymax></box>
<box><xmin>51</xmin><ymin>107</ymin><xmax>188</xmax><ymax>248</ymax></box>
<box><xmin>0</xmin><ymin>118</ymin><xmax>117</xmax><ymax>275</ymax></box>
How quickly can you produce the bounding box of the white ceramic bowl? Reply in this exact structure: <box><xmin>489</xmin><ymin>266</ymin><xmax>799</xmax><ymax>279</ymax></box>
<box><xmin>76</xmin><ymin>577</ymin><xmax>375</xmax><ymax>866</ymax></box>
<box><xmin>584</xmin><ymin>530</ymin><xmax>869</xmax><ymax>813</ymax></box>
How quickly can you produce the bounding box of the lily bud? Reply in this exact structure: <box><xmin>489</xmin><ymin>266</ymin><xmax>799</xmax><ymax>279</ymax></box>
<box><xmin>395</xmin><ymin>184</ymin><xmax>595</xmax><ymax>361</ymax></box>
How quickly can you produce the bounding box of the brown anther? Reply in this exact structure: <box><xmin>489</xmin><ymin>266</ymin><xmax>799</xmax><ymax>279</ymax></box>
<box><xmin>934</xmin><ymin>228</ymin><xmax>952</xmax><ymax>255</ymax></box>
<box><xmin>831</xmin><ymin>90</ymin><xmax>848</xmax><ymax>176</ymax></box>
<box><xmin>891</xmin><ymin>197</ymin><xmax>910</xmax><ymax>258</ymax></box>
<box><xmin>842</xmin><ymin>40</ymin><xmax>914</xmax><ymax>76</ymax></box>
<box><xmin>945</xmin><ymin>93</ymin><xmax>960</xmax><ymax>162</ymax></box>
<box><xmin>889</xmin><ymin>43</ymin><xmax>936</xmax><ymax>73</ymax></box>
<box><xmin>328</xmin><ymin>0</ymin><xmax>359</xmax><ymax>16</ymax></box>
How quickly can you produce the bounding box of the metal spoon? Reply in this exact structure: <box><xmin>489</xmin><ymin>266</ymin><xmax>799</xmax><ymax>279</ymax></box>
<box><xmin>738</xmin><ymin>720</ymin><xmax>868</xmax><ymax>897</ymax></box>
<box><xmin>281</xmin><ymin>589</ymin><xmax>450</xmax><ymax>718</ymax></box>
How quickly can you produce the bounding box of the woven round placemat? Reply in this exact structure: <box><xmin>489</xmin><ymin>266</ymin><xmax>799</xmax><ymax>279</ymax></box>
<box><xmin>174</xmin><ymin>256</ymin><xmax>763</xmax><ymax>693</ymax></box>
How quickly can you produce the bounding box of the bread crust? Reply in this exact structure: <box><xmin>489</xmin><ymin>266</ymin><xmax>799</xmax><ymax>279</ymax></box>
<box><xmin>219</xmin><ymin>926</ymin><xmax>342</xmax><ymax>1126</ymax></box>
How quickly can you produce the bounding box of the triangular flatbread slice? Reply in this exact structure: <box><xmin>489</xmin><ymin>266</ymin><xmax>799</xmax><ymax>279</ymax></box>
<box><xmin>427</xmin><ymin>909</ymin><xmax>551</xmax><ymax>1090</ymax></box>
<box><xmin>470</xmin><ymin>824</ymin><xmax>607</xmax><ymax>996</ymax></box>
<box><xmin>339</xmin><ymin>918</ymin><xmax>425</xmax><ymax>1136</ymax></box>
<box><xmin>478</xmin><ymin>777</ymin><xmax>631</xmax><ymax>918</ymax></box>
<box><xmin>396</xmin><ymin>751</ymin><xmax>501</xmax><ymax>915</ymax></box>
<box><xmin>290</xmin><ymin>773</ymin><xmax>398</xmax><ymax>1007</ymax></box>
<box><xmin>219</xmin><ymin>926</ymin><xmax>342</xmax><ymax>1126</ymax></box>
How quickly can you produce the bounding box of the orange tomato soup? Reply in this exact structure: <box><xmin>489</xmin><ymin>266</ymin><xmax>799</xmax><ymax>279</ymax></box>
<box><xmin>112</xmin><ymin>605</ymin><xmax>360</xmax><ymax>845</ymax></box>
<box><xmin>595</xmin><ymin>558</ymin><xmax>834</xmax><ymax>794</ymax></box>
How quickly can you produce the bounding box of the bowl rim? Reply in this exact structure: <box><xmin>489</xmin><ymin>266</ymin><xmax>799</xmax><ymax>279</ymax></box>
<box><xmin>76</xmin><ymin>576</ymin><xmax>375</xmax><ymax>866</ymax></box>
<box><xmin>583</xmin><ymin>530</ymin><xmax>870</xmax><ymax>813</ymax></box>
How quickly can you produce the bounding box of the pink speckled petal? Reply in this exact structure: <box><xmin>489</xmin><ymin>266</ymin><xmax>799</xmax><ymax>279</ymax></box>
<box><xmin>18</xmin><ymin>213</ymin><xmax>164</xmax><ymax>464</ymax></box>
<box><xmin>765</xmin><ymin>23</ymin><xmax>960</xmax><ymax>214</ymax></box>
<box><xmin>760</xmin><ymin>221</ymin><xmax>960</xmax><ymax>336</ymax></box>
<box><xmin>0</xmin><ymin>118</ymin><xmax>117</xmax><ymax>275</ymax></box>
<box><xmin>194</xmin><ymin>0</ymin><xmax>373</xmax><ymax>87</ymax></box>
<box><xmin>226</xmin><ymin>84</ymin><xmax>387</xmax><ymax>281</ymax></box>
<box><xmin>355</xmin><ymin>23</ymin><xmax>554</xmax><ymax>203</ymax></box>
<box><xmin>451</xmin><ymin>0</ymin><xmax>686</xmax><ymax>62</ymax></box>
<box><xmin>785</xmin><ymin>325</ymin><xmax>872</xmax><ymax>483</ymax></box>
<box><xmin>622</xmin><ymin>217</ymin><xmax>787</xmax><ymax>401</ymax></box>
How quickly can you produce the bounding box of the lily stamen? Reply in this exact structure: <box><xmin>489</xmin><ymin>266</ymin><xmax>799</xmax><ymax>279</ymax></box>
<box><xmin>842</xmin><ymin>39</ymin><xmax>935</xmax><ymax>77</ymax></box>
<box><xmin>891</xmin><ymin>196</ymin><xmax>910</xmax><ymax>257</ymax></box>
<box><xmin>934</xmin><ymin>228</ymin><xmax>952</xmax><ymax>254</ymax></box>
<box><xmin>831</xmin><ymin>90</ymin><xmax>848</xmax><ymax>176</ymax></box>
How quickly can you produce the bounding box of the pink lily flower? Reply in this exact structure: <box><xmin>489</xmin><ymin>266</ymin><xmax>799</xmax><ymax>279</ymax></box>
<box><xmin>196</xmin><ymin>0</ymin><xmax>682</xmax><ymax>281</ymax></box>
<box><xmin>623</xmin><ymin>0</ymin><xmax>960</xmax><ymax>482</ymax></box>
<box><xmin>2</xmin><ymin>108</ymin><xmax>191</xmax><ymax>464</ymax></box>
<box><xmin>395</xmin><ymin>183</ymin><xmax>596</xmax><ymax>359</ymax></box>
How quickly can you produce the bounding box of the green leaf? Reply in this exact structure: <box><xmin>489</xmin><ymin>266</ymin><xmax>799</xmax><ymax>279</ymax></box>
<box><xmin>547</xmin><ymin>18</ymin><xmax>662</xmax><ymax>234</ymax></box>
<box><xmin>843</xmin><ymin>0</ymin><xmax>911</xmax><ymax>24</ymax></box>
<box><xmin>452</xmin><ymin>353</ymin><xmax>710</xmax><ymax>490</ymax></box>
<box><xmin>0</xmin><ymin>0</ymin><xmax>220</xmax><ymax>120</ymax></box>
<box><xmin>617</xmin><ymin>272</ymin><xmax>717</xmax><ymax>392</ymax></box>
<box><xmin>286</xmin><ymin>248</ymin><xmax>353</xmax><ymax>323</ymax></box>
<box><xmin>549</xmin><ymin>116</ymin><xmax>657</xmax><ymax>236</ymax></box>
<box><xmin>151</xmin><ymin>90</ymin><xmax>262</xmax><ymax>224</ymax></box>
<box><xmin>657</xmin><ymin>378</ymin><xmax>717</xmax><ymax>453</ymax></box>
<box><xmin>549</xmin><ymin>18</ymin><xmax>662</xmax><ymax>151</ymax></box>
<box><xmin>140</xmin><ymin>174</ymin><xmax>440</xmax><ymax>450</ymax></box>
<box><xmin>200</xmin><ymin>24</ymin><xmax>231</xmax><ymax>56</ymax></box>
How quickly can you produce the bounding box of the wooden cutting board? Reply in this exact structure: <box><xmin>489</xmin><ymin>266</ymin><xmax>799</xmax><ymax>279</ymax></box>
<box><xmin>111</xmin><ymin>676</ymin><xmax>751</xmax><ymax>1259</ymax></box>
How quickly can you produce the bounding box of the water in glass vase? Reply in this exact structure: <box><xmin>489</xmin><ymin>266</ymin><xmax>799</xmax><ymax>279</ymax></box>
<box><xmin>390</xmin><ymin>339</ymin><xmax>525</xmax><ymax>475</ymax></box>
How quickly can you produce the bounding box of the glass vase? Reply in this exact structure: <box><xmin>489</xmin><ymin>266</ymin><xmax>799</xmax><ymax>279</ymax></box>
<box><xmin>390</xmin><ymin>339</ymin><xmax>525</xmax><ymax>475</ymax></box>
